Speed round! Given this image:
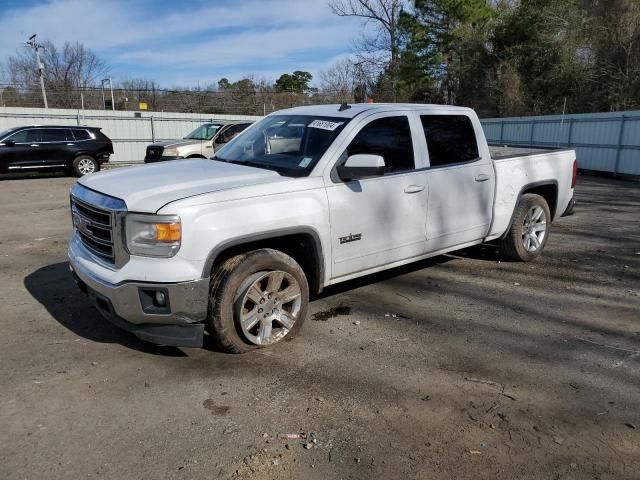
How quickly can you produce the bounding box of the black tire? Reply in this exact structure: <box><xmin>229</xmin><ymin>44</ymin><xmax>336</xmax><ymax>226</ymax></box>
<box><xmin>72</xmin><ymin>155</ymin><xmax>99</xmax><ymax>177</ymax></box>
<box><xmin>207</xmin><ymin>248</ymin><xmax>309</xmax><ymax>353</ymax></box>
<box><xmin>498</xmin><ymin>193</ymin><xmax>551</xmax><ymax>261</ymax></box>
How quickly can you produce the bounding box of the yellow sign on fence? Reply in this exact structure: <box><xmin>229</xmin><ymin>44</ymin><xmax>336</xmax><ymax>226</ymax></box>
<box><xmin>138</xmin><ymin>102</ymin><xmax>148</xmax><ymax>110</ymax></box>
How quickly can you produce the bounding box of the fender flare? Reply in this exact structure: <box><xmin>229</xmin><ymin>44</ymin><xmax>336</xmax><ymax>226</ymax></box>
<box><xmin>498</xmin><ymin>180</ymin><xmax>559</xmax><ymax>239</ymax></box>
<box><xmin>201</xmin><ymin>226</ymin><xmax>326</xmax><ymax>292</ymax></box>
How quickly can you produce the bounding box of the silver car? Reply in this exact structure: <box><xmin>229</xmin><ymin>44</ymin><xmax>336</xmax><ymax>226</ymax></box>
<box><xmin>144</xmin><ymin>121</ymin><xmax>252</xmax><ymax>163</ymax></box>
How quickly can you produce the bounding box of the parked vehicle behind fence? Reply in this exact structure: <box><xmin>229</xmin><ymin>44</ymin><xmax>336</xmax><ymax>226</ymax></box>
<box><xmin>144</xmin><ymin>121</ymin><xmax>253</xmax><ymax>163</ymax></box>
<box><xmin>69</xmin><ymin>103</ymin><xmax>577</xmax><ymax>353</ymax></box>
<box><xmin>0</xmin><ymin>125</ymin><xmax>113</xmax><ymax>177</ymax></box>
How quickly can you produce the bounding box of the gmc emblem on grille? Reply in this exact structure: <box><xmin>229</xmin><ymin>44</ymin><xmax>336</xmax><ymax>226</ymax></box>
<box><xmin>73</xmin><ymin>213</ymin><xmax>91</xmax><ymax>236</ymax></box>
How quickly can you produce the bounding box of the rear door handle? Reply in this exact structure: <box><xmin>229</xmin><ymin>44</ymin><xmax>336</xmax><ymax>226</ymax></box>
<box><xmin>475</xmin><ymin>174</ymin><xmax>490</xmax><ymax>182</ymax></box>
<box><xmin>67</xmin><ymin>143</ymin><xmax>75</xmax><ymax>146</ymax></box>
<box><xmin>404</xmin><ymin>185</ymin><xmax>425</xmax><ymax>194</ymax></box>
<box><xmin>30</xmin><ymin>144</ymin><xmax>40</xmax><ymax>147</ymax></box>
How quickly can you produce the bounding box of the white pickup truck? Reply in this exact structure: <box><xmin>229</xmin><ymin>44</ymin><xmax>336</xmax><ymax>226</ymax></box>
<box><xmin>68</xmin><ymin>104</ymin><xmax>577</xmax><ymax>352</ymax></box>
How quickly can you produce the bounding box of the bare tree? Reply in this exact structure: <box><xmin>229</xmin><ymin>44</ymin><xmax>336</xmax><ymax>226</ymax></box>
<box><xmin>6</xmin><ymin>40</ymin><xmax>109</xmax><ymax>107</ymax></box>
<box><xmin>329</xmin><ymin>0</ymin><xmax>406</xmax><ymax>99</ymax></box>
<box><xmin>118</xmin><ymin>78</ymin><xmax>159</xmax><ymax>110</ymax></box>
<box><xmin>319</xmin><ymin>58</ymin><xmax>357</xmax><ymax>102</ymax></box>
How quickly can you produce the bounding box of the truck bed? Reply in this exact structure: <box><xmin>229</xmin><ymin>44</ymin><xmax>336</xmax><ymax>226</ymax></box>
<box><xmin>485</xmin><ymin>145</ymin><xmax>576</xmax><ymax>241</ymax></box>
<box><xmin>489</xmin><ymin>144</ymin><xmax>572</xmax><ymax>160</ymax></box>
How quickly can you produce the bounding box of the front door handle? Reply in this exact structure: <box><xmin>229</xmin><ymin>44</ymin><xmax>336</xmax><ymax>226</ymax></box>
<box><xmin>475</xmin><ymin>174</ymin><xmax>490</xmax><ymax>182</ymax></box>
<box><xmin>67</xmin><ymin>143</ymin><xmax>75</xmax><ymax>146</ymax></box>
<box><xmin>404</xmin><ymin>185</ymin><xmax>425</xmax><ymax>194</ymax></box>
<box><xmin>30</xmin><ymin>144</ymin><xmax>40</xmax><ymax>147</ymax></box>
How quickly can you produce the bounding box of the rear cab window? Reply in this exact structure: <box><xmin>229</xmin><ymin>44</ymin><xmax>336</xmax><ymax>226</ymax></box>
<box><xmin>420</xmin><ymin>115</ymin><xmax>479</xmax><ymax>167</ymax></box>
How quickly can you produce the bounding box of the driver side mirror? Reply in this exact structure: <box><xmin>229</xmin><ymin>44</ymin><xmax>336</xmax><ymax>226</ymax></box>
<box><xmin>3</xmin><ymin>139</ymin><xmax>15</xmax><ymax>147</ymax></box>
<box><xmin>337</xmin><ymin>154</ymin><xmax>385</xmax><ymax>181</ymax></box>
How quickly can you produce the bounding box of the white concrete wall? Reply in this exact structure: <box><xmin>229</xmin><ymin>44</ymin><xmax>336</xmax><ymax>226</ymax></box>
<box><xmin>0</xmin><ymin>106</ymin><xmax>263</xmax><ymax>164</ymax></box>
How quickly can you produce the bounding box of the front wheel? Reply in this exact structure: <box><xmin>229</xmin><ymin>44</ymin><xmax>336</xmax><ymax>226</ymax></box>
<box><xmin>499</xmin><ymin>193</ymin><xmax>551</xmax><ymax>261</ymax></box>
<box><xmin>207</xmin><ymin>249</ymin><xmax>309</xmax><ymax>353</ymax></box>
<box><xmin>72</xmin><ymin>155</ymin><xmax>99</xmax><ymax>177</ymax></box>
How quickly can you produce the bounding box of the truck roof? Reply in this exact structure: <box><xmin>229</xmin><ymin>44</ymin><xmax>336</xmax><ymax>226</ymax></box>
<box><xmin>275</xmin><ymin>103</ymin><xmax>475</xmax><ymax>119</ymax></box>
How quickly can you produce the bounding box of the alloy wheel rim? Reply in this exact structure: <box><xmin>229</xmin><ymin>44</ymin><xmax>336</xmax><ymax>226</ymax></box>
<box><xmin>522</xmin><ymin>206</ymin><xmax>547</xmax><ymax>252</ymax></box>
<box><xmin>235</xmin><ymin>270</ymin><xmax>302</xmax><ymax>346</ymax></box>
<box><xmin>78</xmin><ymin>158</ymin><xmax>95</xmax><ymax>175</ymax></box>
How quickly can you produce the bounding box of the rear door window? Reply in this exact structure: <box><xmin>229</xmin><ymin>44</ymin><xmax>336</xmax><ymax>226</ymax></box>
<box><xmin>346</xmin><ymin>116</ymin><xmax>414</xmax><ymax>173</ymax></box>
<box><xmin>41</xmin><ymin>129</ymin><xmax>72</xmax><ymax>142</ymax></box>
<box><xmin>420</xmin><ymin>115</ymin><xmax>479</xmax><ymax>167</ymax></box>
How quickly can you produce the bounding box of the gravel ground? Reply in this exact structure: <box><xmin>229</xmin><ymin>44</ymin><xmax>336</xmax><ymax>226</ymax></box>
<box><xmin>0</xmin><ymin>172</ymin><xmax>638</xmax><ymax>480</ymax></box>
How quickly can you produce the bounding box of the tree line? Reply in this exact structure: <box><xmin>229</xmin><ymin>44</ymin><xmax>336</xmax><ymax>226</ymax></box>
<box><xmin>330</xmin><ymin>0</ymin><xmax>640</xmax><ymax>116</ymax></box>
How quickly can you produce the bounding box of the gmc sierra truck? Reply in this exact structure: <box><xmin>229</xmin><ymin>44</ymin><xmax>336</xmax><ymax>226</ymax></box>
<box><xmin>68</xmin><ymin>104</ymin><xmax>577</xmax><ymax>352</ymax></box>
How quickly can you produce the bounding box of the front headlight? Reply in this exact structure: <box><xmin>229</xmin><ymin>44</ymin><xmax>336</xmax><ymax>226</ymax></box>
<box><xmin>125</xmin><ymin>214</ymin><xmax>181</xmax><ymax>257</ymax></box>
<box><xmin>162</xmin><ymin>147</ymin><xmax>181</xmax><ymax>157</ymax></box>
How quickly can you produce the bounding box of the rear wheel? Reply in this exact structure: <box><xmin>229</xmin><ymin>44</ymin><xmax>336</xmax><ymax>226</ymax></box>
<box><xmin>207</xmin><ymin>248</ymin><xmax>309</xmax><ymax>353</ymax></box>
<box><xmin>72</xmin><ymin>155</ymin><xmax>99</xmax><ymax>177</ymax></box>
<box><xmin>499</xmin><ymin>193</ymin><xmax>551</xmax><ymax>261</ymax></box>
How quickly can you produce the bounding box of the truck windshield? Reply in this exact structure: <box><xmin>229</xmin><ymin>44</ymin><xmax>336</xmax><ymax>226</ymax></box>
<box><xmin>184</xmin><ymin>124</ymin><xmax>222</xmax><ymax>140</ymax></box>
<box><xmin>213</xmin><ymin>115</ymin><xmax>349</xmax><ymax>177</ymax></box>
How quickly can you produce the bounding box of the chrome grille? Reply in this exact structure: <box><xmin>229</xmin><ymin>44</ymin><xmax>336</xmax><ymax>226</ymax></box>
<box><xmin>70</xmin><ymin>184</ymin><xmax>128</xmax><ymax>268</ymax></box>
<box><xmin>72</xmin><ymin>197</ymin><xmax>115</xmax><ymax>263</ymax></box>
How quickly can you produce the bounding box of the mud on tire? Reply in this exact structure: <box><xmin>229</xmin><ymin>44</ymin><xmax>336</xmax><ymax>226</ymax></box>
<box><xmin>207</xmin><ymin>248</ymin><xmax>309</xmax><ymax>353</ymax></box>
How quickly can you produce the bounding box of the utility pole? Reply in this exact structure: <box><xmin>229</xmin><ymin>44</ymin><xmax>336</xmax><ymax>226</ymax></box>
<box><xmin>26</xmin><ymin>34</ymin><xmax>48</xmax><ymax>109</ymax></box>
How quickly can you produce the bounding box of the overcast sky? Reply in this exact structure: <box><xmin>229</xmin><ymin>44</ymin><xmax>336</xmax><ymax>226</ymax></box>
<box><xmin>0</xmin><ymin>0</ymin><xmax>363</xmax><ymax>87</ymax></box>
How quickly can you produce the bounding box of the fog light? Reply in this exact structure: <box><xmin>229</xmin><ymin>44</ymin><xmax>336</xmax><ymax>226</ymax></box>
<box><xmin>155</xmin><ymin>291</ymin><xmax>166</xmax><ymax>307</ymax></box>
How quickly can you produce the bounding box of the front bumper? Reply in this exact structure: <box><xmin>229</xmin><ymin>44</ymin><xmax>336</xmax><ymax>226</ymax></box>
<box><xmin>69</xmin><ymin>256</ymin><xmax>209</xmax><ymax>348</ymax></box>
<box><xmin>144</xmin><ymin>156</ymin><xmax>184</xmax><ymax>163</ymax></box>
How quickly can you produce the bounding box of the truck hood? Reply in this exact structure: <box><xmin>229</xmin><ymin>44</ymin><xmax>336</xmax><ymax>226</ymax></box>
<box><xmin>79</xmin><ymin>159</ymin><xmax>281</xmax><ymax>212</ymax></box>
<box><xmin>150</xmin><ymin>139</ymin><xmax>203</xmax><ymax>148</ymax></box>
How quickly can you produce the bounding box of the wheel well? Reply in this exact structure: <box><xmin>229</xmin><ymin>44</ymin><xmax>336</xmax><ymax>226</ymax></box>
<box><xmin>522</xmin><ymin>183</ymin><xmax>558</xmax><ymax>219</ymax></box>
<box><xmin>209</xmin><ymin>233</ymin><xmax>323</xmax><ymax>295</ymax></box>
<box><xmin>187</xmin><ymin>154</ymin><xmax>206</xmax><ymax>159</ymax></box>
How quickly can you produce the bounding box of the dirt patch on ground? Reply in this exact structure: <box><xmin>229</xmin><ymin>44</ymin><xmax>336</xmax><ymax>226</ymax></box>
<box><xmin>0</xmin><ymin>173</ymin><xmax>638</xmax><ymax>479</ymax></box>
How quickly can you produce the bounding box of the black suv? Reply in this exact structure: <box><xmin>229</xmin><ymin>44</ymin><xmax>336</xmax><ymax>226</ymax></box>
<box><xmin>0</xmin><ymin>126</ymin><xmax>113</xmax><ymax>176</ymax></box>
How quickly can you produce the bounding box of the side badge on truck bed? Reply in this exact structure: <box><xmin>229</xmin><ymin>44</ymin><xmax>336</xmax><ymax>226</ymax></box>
<box><xmin>339</xmin><ymin>233</ymin><xmax>362</xmax><ymax>244</ymax></box>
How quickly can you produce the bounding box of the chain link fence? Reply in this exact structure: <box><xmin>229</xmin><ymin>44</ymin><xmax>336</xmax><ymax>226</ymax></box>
<box><xmin>0</xmin><ymin>84</ymin><xmax>357</xmax><ymax>116</ymax></box>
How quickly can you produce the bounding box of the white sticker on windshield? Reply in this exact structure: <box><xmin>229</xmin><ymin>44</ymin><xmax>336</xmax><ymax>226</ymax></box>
<box><xmin>308</xmin><ymin>120</ymin><xmax>344</xmax><ymax>131</ymax></box>
<box><xmin>299</xmin><ymin>157</ymin><xmax>312</xmax><ymax>168</ymax></box>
